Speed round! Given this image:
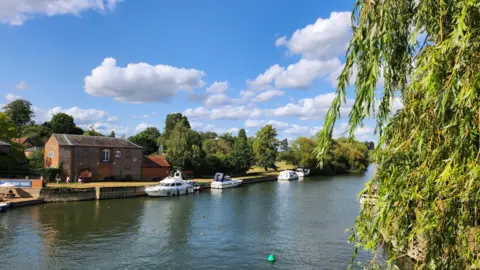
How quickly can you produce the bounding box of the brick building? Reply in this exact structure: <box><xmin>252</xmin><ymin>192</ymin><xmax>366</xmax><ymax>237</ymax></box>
<box><xmin>44</xmin><ymin>134</ymin><xmax>143</xmax><ymax>181</ymax></box>
<box><xmin>141</xmin><ymin>155</ymin><xmax>171</xmax><ymax>181</ymax></box>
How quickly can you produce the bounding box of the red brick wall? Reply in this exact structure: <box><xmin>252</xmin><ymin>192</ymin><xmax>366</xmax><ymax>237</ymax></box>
<box><xmin>141</xmin><ymin>167</ymin><xmax>171</xmax><ymax>181</ymax></box>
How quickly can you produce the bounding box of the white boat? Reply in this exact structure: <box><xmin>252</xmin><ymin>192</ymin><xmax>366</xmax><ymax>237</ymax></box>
<box><xmin>0</xmin><ymin>202</ymin><xmax>10</xmax><ymax>213</ymax></box>
<box><xmin>210</xmin><ymin>173</ymin><xmax>242</xmax><ymax>189</ymax></box>
<box><xmin>277</xmin><ymin>170</ymin><xmax>299</xmax><ymax>181</ymax></box>
<box><xmin>295</xmin><ymin>167</ymin><xmax>310</xmax><ymax>177</ymax></box>
<box><xmin>145</xmin><ymin>170</ymin><xmax>194</xmax><ymax>197</ymax></box>
<box><xmin>359</xmin><ymin>194</ymin><xmax>378</xmax><ymax>205</ymax></box>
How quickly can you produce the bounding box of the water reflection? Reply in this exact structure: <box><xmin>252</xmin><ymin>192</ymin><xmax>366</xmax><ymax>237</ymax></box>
<box><xmin>0</xmin><ymin>166</ymin><xmax>383</xmax><ymax>269</ymax></box>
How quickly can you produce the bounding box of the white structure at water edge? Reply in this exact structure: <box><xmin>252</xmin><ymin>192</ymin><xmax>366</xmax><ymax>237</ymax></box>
<box><xmin>210</xmin><ymin>173</ymin><xmax>242</xmax><ymax>189</ymax></box>
<box><xmin>295</xmin><ymin>168</ymin><xmax>310</xmax><ymax>177</ymax></box>
<box><xmin>277</xmin><ymin>170</ymin><xmax>299</xmax><ymax>181</ymax></box>
<box><xmin>145</xmin><ymin>170</ymin><xmax>194</xmax><ymax>197</ymax></box>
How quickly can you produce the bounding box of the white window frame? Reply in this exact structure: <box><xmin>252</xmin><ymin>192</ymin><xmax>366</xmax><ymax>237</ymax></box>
<box><xmin>115</xmin><ymin>151</ymin><xmax>121</xmax><ymax>158</ymax></box>
<box><xmin>48</xmin><ymin>151</ymin><xmax>55</xmax><ymax>158</ymax></box>
<box><xmin>103</xmin><ymin>149</ymin><xmax>110</xmax><ymax>162</ymax></box>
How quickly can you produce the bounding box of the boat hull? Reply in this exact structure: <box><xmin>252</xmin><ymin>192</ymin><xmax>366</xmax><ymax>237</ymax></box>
<box><xmin>145</xmin><ymin>187</ymin><xmax>193</xmax><ymax>197</ymax></box>
<box><xmin>210</xmin><ymin>180</ymin><xmax>242</xmax><ymax>189</ymax></box>
<box><xmin>277</xmin><ymin>176</ymin><xmax>298</xmax><ymax>181</ymax></box>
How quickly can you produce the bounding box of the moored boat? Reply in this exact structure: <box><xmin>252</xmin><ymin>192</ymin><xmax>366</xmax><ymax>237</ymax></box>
<box><xmin>145</xmin><ymin>170</ymin><xmax>194</xmax><ymax>197</ymax></box>
<box><xmin>0</xmin><ymin>202</ymin><xmax>10</xmax><ymax>213</ymax></box>
<box><xmin>295</xmin><ymin>167</ymin><xmax>310</xmax><ymax>177</ymax></box>
<box><xmin>277</xmin><ymin>170</ymin><xmax>299</xmax><ymax>181</ymax></box>
<box><xmin>210</xmin><ymin>173</ymin><xmax>242</xmax><ymax>189</ymax></box>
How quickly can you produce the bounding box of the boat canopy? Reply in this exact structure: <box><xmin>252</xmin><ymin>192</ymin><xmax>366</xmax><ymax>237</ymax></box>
<box><xmin>214</xmin><ymin>173</ymin><xmax>225</xmax><ymax>182</ymax></box>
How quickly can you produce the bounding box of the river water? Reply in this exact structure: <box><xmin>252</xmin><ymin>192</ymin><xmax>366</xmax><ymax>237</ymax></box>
<box><xmin>0</xmin><ymin>166</ymin><xmax>379</xmax><ymax>269</ymax></box>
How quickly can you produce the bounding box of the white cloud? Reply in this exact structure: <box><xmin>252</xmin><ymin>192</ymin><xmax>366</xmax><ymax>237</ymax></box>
<box><xmin>246</xmin><ymin>64</ymin><xmax>284</xmax><ymax>89</ymax></box>
<box><xmin>205</xmin><ymin>81</ymin><xmax>228</xmax><ymax>94</ymax></box>
<box><xmin>252</xmin><ymin>89</ymin><xmax>285</xmax><ymax>102</ymax></box>
<box><xmin>271</xmin><ymin>93</ymin><xmax>353</xmax><ymax>120</ymax></box>
<box><xmin>275</xmin><ymin>58</ymin><xmax>342</xmax><ymax>89</ymax></box>
<box><xmin>5</xmin><ymin>93</ymin><xmax>22</xmax><ymax>102</ymax></box>
<box><xmin>204</xmin><ymin>93</ymin><xmax>231</xmax><ymax>106</ymax></box>
<box><xmin>15</xmin><ymin>81</ymin><xmax>28</xmax><ymax>90</ymax></box>
<box><xmin>184</xmin><ymin>105</ymin><xmax>262</xmax><ymax>120</ymax></box>
<box><xmin>183</xmin><ymin>107</ymin><xmax>211</xmax><ymax>118</ymax></box>
<box><xmin>77</xmin><ymin>122</ymin><xmax>128</xmax><ymax>136</ymax></box>
<box><xmin>284</xmin><ymin>124</ymin><xmax>311</xmax><ymax>135</ymax></box>
<box><xmin>0</xmin><ymin>0</ymin><xmax>121</xmax><ymax>25</ymax></box>
<box><xmin>275</xmin><ymin>11</ymin><xmax>352</xmax><ymax>60</ymax></box>
<box><xmin>33</xmin><ymin>106</ymin><xmax>117</xmax><ymax>125</ymax></box>
<box><xmin>135</xmin><ymin>123</ymin><xmax>156</xmax><ymax>133</ymax></box>
<box><xmin>190</xmin><ymin>121</ymin><xmax>239</xmax><ymax>134</ymax></box>
<box><xmin>244</xmin><ymin>119</ymin><xmax>290</xmax><ymax>130</ymax></box>
<box><xmin>84</xmin><ymin>57</ymin><xmax>206</xmax><ymax>103</ymax></box>
<box><xmin>332</xmin><ymin>122</ymin><xmax>375</xmax><ymax>140</ymax></box>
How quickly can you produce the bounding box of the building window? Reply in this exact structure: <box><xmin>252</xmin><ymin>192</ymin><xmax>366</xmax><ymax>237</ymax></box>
<box><xmin>102</xmin><ymin>149</ymin><xmax>110</xmax><ymax>162</ymax></box>
<box><xmin>83</xmin><ymin>149</ymin><xmax>89</xmax><ymax>158</ymax></box>
<box><xmin>125</xmin><ymin>151</ymin><xmax>131</xmax><ymax>158</ymax></box>
<box><xmin>115</xmin><ymin>151</ymin><xmax>121</xmax><ymax>158</ymax></box>
<box><xmin>133</xmin><ymin>157</ymin><xmax>137</xmax><ymax>162</ymax></box>
<box><xmin>48</xmin><ymin>151</ymin><xmax>54</xmax><ymax>158</ymax></box>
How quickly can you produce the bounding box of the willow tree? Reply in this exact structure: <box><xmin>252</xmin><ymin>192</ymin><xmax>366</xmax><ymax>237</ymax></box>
<box><xmin>317</xmin><ymin>0</ymin><xmax>480</xmax><ymax>269</ymax></box>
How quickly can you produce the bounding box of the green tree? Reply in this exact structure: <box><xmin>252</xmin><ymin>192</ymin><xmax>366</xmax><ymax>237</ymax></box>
<box><xmin>3</xmin><ymin>99</ymin><xmax>34</xmax><ymax>129</ymax></box>
<box><xmin>108</xmin><ymin>131</ymin><xmax>116</xmax><ymax>137</ymax></box>
<box><xmin>231</xmin><ymin>129</ymin><xmax>254</xmax><ymax>173</ymax></box>
<box><xmin>0</xmin><ymin>112</ymin><xmax>18</xmax><ymax>141</ymax></box>
<box><xmin>83</xmin><ymin>125</ymin><xmax>104</xmax><ymax>136</ymax></box>
<box><xmin>49</xmin><ymin>113</ymin><xmax>84</xmax><ymax>134</ymax></box>
<box><xmin>28</xmin><ymin>149</ymin><xmax>44</xmax><ymax>172</ymax></box>
<box><xmin>279</xmin><ymin>138</ymin><xmax>289</xmax><ymax>152</ymax></box>
<box><xmin>291</xmin><ymin>137</ymin><xmax>317</xmax><ymax>169</ymax></box>
<box><xmin>253</xmin><ymin>125</ymin><xmax>279</xmax><ymax>171</ymax></box>
<box><xmin>129</xmin><ymin>127</ymin><xmax>161</xmax><ymax>155</ymax></box>
<box><xmin>163</xmin><ymin>113</ymin><xmax>190</xmax><ymax>138</ymax></box>
<box><xmin>21</xmin><ymin>124</ymin><xmax>52</xmax><ymax>146</ymax></box>
<box><xmin>316</xmin><ymin>0</ymin><xmax>479</xmax><ymax>268</ymax></box>
<box><xmin>165</xmin><ymin>119</ymin><xmax>191</xmax><ymax>167</ymax></box>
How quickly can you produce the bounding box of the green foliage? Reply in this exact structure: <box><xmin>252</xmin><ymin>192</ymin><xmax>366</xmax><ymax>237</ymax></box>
<box><xmin>21</xmin><ymin>124</ymin><xmax>52</xmax><ymax>146</ymax></box>
<box><xmin>0</xmin><ymin>143</ymin><xmax>29</xmax><ymax>176</ymax></box>
<box><xmin>129</xmin><ymin>127</ymin><xmax>161</xmax><ymax>155</ymax></box>
<box><xmin>49</xmin><ymin>113</ymin><xmax>84</xmax><ymax>134</ymax></box>
<box><xmin>164</xmin><ymin>113</ymin><xmax>190</xmax><ymax>139</ymax></box>
<box><xmin>2</xmin><ymin>99</ymin><xmax>34</xmax><ymax>129</ymax></box>
<box><xmin>291</xmin><ymin>137</ymin><xmax>317</xmax><ymax>169</ymax></box>
<box><xmin>28</xmin><ymin>150</ymin><xmax>45</xmax><ymax>172</ymax></box>
<box><xmin>230</xmin><ymin>129</ymin><xmax>254</xmax><ymax>173</ymax></box>
<box><xmin>316</xmin><ymin>0</ymin><xmax>480</xmax><ymax>268</ymax></box>
<box><xmin>108</xmin><ymin>131</ymin><xmax>116</xmax><ymax>137</ymax></box>
<box><xmin>253</xmin><ymin>125</ymin><xmax>279</xmax><ymax>170</ymax></box>
<box><xmin>165</xmin><ymin>119</ymin><xmax>191</xmax><ymax>167</ymax></box>
<box><xmin>0</xmin><ymin>112</ymin><xmax>18</xmax><ymax>141</ymax></box>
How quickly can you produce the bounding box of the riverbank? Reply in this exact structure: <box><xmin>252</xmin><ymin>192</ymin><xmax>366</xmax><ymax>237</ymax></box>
<box><xmin>1</xmin><ymin>174</ymin><xmax>278</xmax><ymax>208</ymax></box>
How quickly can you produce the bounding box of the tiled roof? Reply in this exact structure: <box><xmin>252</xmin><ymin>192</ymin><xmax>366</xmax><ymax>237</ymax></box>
<box><xmin>0</xmin><ymin>140</ymin><xmax>11</xmax><ymax>146</ymax></box>
<box><xmin>52</xmin><ymin>134</ymin><xmax>142</xmax><ymax>149</ymax></box>
<box><xmin>142</xmin><ymin>155</ymin><xmax>170</xmax><ymax>168</ymax></box>
<box><xmin>12</xmin><ymin>138</ymin><xmax>29</xmax><ymax>145</ymax></box>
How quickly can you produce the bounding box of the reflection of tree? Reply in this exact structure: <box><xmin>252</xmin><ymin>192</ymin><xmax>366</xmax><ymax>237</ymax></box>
<box><xmin>166</xmin><ymin>196</ymin><xmax>194</xmax><ymax>246</ymax></box>
<box><xmin>37</xmin><ymin>199</ymin><xmax>144</xmax><ymax>261</ymax></box>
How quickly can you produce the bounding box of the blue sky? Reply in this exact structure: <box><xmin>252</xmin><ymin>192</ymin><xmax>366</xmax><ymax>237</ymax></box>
<box><xmin>0</xmin><ymin>0</ymin><xmax>380</xmax><ymax>141</ymax></box>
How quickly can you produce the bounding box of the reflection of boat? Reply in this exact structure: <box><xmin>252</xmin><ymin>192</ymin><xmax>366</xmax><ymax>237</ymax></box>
<box><xmin>278</xmin><ymin>170</ymin><xmax>298</xmax><ymax>181</ymax></box>
<box><xmin>145</xmin><ymin>170</ymin><xmax>194</xmax><ymax>197</ymax></box>
<box><xmin>0</xmin><ymin>202</ymin><xmax>10</xmax><ymax>213</ymax></box>
<box><xmin>295</xmin><ymin>167</ymin><xmax>310</xmax><ymax>177</ymax></box>
<box><xmin>359</xmin><ymin>194</ymin><xmax>378</xmax><ymax>205</ymax></box>
<box><xmin>210</xmin><ymin>173</ymin><xmax>242</xmax><ymax>189</ymax></box>
<box><xmin>359</xmin><ymin>185</ymin><xmax>378</xmax><ymax>205</ymax></box>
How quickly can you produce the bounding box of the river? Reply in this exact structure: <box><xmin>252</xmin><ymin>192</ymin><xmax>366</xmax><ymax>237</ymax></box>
<box><xmin>0</xmin><ymin>166</ymin><xmax>378</xmax><ymax>269</ymax></box>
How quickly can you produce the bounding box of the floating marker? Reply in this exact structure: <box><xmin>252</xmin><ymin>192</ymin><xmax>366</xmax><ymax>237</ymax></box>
<box><xmin>267</xmin><ymin>254</ymin><xmax>275</xmax><ymax>262</ymax></box>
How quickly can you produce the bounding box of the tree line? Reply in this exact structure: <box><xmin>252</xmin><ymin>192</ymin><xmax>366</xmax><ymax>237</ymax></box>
<box><xmin>0</xmin><ymin>99</ymin><xmax>371</xmax><ymax>177</ymax></box>
<box><xmin>129</xmin><ymin>113</ymin><xmax>371</xmax><ymax>176</ymax></box>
